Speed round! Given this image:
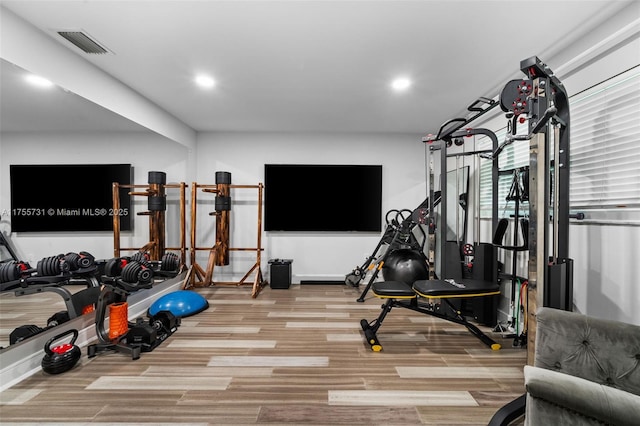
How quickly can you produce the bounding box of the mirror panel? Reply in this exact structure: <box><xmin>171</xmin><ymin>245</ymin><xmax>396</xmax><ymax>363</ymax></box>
<box><xmin>0</xmin><ymin>59</ymin><xmax>149</xmax><ymax>350</ymax></box>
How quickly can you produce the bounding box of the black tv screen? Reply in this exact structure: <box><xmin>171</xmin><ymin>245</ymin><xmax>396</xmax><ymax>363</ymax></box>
<box><xmin>264</xmin><ymin>164</ymin><xmax>382</xmax><ymax>232</ymax></box>
<box><xmin>10</xmin><ymin>164</ymin><xmax>133</xmax><ymax>232</ymax></box>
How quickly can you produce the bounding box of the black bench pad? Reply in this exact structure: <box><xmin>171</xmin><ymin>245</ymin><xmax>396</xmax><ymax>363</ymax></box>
<box><xmin>413</xmin><ymin>279</ymin><xmax>500</xmax><ymax>299</ymax></box>
<box><xmin>371</xmin><ymin>281</ymin><xmax>416</xmax><ymax>298</ymax></box>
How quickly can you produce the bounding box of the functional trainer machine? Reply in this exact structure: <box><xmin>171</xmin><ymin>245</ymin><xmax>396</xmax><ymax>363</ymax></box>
<box><xmin>362</xmin><ymin>56</ymin><xmax>575</xmax><ymax>367</ymax></box>
<box><xmin>360</xmin><ymin>126</ymin><xmax>502</xmax><ymax>351</ymax></box>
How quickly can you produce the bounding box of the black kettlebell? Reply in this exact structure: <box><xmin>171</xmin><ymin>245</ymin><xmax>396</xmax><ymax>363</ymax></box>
<box><xmin>41</xmin><ymin>329</ymin><xmax>81</xmax><ymax>375</ymax></box>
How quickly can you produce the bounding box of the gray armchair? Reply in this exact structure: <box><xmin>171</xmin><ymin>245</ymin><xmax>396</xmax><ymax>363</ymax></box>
<box><xmin>524</xmin><ymin>307</ymin><xmax>640</xmax><ymax>426</ymax></box>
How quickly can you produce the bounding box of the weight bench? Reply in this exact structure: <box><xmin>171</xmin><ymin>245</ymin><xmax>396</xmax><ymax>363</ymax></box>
<box><xmin>360</xmin><ymin>279</ymin><xmax>502</xmax><ymax>351</ymax></box>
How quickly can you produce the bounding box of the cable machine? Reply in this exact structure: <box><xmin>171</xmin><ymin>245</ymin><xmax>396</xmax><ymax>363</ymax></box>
<box><xmin>423</xmin><ymin>126</ymin><xmax>501</xmax><ymax>325</ymax></box>
<box><xmin>425</xmin><ymin>126</ymin><xmax>499</xmax><ymax>283</ymax></box>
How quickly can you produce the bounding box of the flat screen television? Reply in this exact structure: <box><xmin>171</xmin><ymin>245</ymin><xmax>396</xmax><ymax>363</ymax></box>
<box><xmin>264</xmin><ymin>164</ymin><xmax>382</xmax><ymax>232</ymax></box>
<box><xmin>10</xmin><ymin>164</ymin><xmax>133</xmax><ymax>232</ymax></box>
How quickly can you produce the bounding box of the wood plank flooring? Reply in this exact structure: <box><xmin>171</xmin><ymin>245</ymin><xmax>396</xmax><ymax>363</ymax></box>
<box><xmin>0</xmin><ymin>284</ymin><xmax>526</xmax><ymax>425</ymax></box>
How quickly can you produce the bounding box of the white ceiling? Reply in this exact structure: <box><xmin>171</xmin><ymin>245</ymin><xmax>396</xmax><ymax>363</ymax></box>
<box><xmin>0</xmin><ymin>1</ymin><xmax>635</xmax><ymax>136</ymax></box>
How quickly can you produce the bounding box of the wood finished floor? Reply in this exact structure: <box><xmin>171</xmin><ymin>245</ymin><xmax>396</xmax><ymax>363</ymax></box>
<box><xmin>0</xmin><ymin>284</ymin><xmax>526</xmax><ymax>425</ymax></box>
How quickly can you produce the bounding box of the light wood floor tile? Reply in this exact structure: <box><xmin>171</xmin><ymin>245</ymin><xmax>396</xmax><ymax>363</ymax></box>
<box><xmin>143</xmin><ymin>365</ymin><xmax>273</xmax><ymax>377</ymax></box>
<box><xmin>141</xmin><ymin>365</ymin><xmax>260</xmax><ymax>376</ymax></box>
<box><xmin>0</xmin><ymin>296</ymin><xmax>51</xmax><ymax>304</ymax></box>
<box><xmin>258</xmin><ymin>404</ymin><xmax>423</xmax><ymax>424</ymax></box>
<box><xmin>268</xmin><ymin>311</ymin><xmax>350</xmax><ymax>318</ymax></box>
<box><xmin>328</xmin><ymin>303</ymin><xmax>387</xmax><ymax>310</ymax></box>
<box><xmin>409</xmin><ymin>316</ymin><xmax>457</xmax><ymax>324</ymax></box>
<box><xmin>167</xmin><ymin>339</ymin><xmax>276</xmax><ymax>348</ymax></box>
<box><xmin>206</xmin><ymin>299</ymin><xmax>276</xmax><ymax>305</ymax></box>
<box><xmin>378</xmin><ymin>333</ymin><xmax>429</xmax><ymax>341</ymax></box>
<box><xmin>0</xmin><ymin>388</ymin><xmax>43</xmax><ymax>405</ymax></box>
<box><xmin>177</xmin><ymin>325</ymin><xmax>261</xmax><ymax>333</ymax></box>
<box><xmin>85</xmin><ymin>375</ymin><xmax>232</xmax><ymax>390</ymax></box>
<box><xmin>95</xmin><ymin>404</ymin><xmax>260</xmax><ymax>424</ymax></box>
<box><xmin>396</xmin><ymin>366</ymin><xmax>523</xmax><ymax>379</ymax></box>
<box><xmin>295</xmin><ymin>296</ymin><xmax>355</xmax><ymax>302</ymax></box>
<box><xmin>208</xmin><ymin>355</ymin><xmax>329</xmax><ymax>367</ymax></box>
<box><xmin>326</xmin><ymin>333</ymin><xmax>364</xmax><ymax>342</ymax></box>
<box><xmin>466</xmin><ymin>348</ymin><xmax>527</xmax><ymax>358</ymax></box>
<box><xmin>418</xmin><ymin>406</ymin><xmax>517</xmax><ymax>425</ymax></box>
<box><xmin>285</xmin><ymin>321</ymin><xmax>359</xmax><ymax>328</ymax></box>
<box><xmin>0</xmin><ymin>312</ymin><xmax>25</xmax><ymax>320</ymax></box>
<box><xmin>328</xmin><ymin>390</ymin><xmax>478</xmax><ymax>406</ymax></box>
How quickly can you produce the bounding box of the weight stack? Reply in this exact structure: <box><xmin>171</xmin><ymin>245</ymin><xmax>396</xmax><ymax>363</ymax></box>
<box><xmin>546</xmin><ymin>258</ymin><xmax>574</xmax><ymax>311</ymax></box>
<box><xmin>470</xmin><ymin>243</ymin><xmax>498</xmax><ymax>326</ymax></box>
<box><xmin>447</xmin><ymin>243</ymin><xmax>498</xmax><ymax>326</ymax></box>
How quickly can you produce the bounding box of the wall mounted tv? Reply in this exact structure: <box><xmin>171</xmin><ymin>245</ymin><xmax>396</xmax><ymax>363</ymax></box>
<box><xmin>264</xmin><ymin>164</ymin><xmax>382</xmax><ymax>232</ymax></box>
<box><xmin>10</xmin><ymin>164</ymin><xmax>133</xmax><ymax>232</ymax></box>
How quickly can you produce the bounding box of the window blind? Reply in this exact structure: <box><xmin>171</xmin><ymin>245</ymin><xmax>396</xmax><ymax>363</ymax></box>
<box><xmin>479</xmin><ymin>65</ymin><xmax>640</xmax><ymax>222</ymax></box>
<box><xmin>570</xmin><ymin>66</ymin><xmax>640</xmax><ymax>209</ymax></box>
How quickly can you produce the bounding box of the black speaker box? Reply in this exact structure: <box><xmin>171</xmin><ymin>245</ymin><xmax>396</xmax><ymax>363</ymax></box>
<box><xmin>269</xmin><ymin>259</ymin><xmax>292</xmax><ymax>289</ymax></box>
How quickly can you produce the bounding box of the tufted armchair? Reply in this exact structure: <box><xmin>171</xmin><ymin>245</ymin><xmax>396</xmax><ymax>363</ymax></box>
<box><xmin>524</xmin><ymin>307</ymin><xmax>640</xmax><ymax>426</ymax></box>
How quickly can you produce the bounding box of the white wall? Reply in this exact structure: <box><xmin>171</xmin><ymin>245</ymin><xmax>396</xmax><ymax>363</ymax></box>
<box><xmin>2</xmin><ymin>130</ymin><xmax>426</xmax><ymax>285</ymax></box>
<box><xmin>571</xmin><ymin>225</ymin><xmax>639</xmax><ymax>324</ymax></box>
<box><xmin>194</xmin><ymin>131</ymin><xmax>426</xmax><ymax>283</ymax></box>
<box><xmin>560</xmin><ymin>26</ymin><xmax>640</xmax><ymax>325</ymax></box>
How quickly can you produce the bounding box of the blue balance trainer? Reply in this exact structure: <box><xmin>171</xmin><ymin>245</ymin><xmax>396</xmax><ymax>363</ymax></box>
<box><xmin>148</xmin><ymin>290</ymin><xmax>209</xmax><ymax>318</ymax></box>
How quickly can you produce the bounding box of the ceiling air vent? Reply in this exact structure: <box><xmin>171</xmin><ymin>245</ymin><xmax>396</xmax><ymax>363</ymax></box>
<box><xmin>57</xmin><ymin>31</ymin><xmax>111</xmax><ymax>54</ymax></box>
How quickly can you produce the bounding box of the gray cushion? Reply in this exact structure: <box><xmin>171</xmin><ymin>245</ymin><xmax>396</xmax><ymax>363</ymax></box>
<box><xmin>534</xmin><ymin>307</ymin><xmax>640</xmax><ymax>396</ymax></box>
<box><xmin>525</xmin><ymin>365</ymin><xmax>640</xmax><ymax>426</ymax></box>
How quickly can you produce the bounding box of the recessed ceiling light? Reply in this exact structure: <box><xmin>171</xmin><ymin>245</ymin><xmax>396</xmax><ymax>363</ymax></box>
<box><xmin>195</xmin><ymin>74</ymin><xmax>216</xmax><ymax>89</ymax></box>
<box><xmin>25</xmin><ymin>74</ymin><xmax>54</xmax><ymax>88</ymax></box>
<box><xmin>391</xmin><ymin>77</ymin><xmax>412</xmax><ymax>92</ymax></box>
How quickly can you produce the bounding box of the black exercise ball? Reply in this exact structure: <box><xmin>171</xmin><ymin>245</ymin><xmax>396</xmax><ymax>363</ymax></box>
<box><xmin>382</xmin><ymin>248</ymin><xmax>429</xmax><ymax>285</ymax></box>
